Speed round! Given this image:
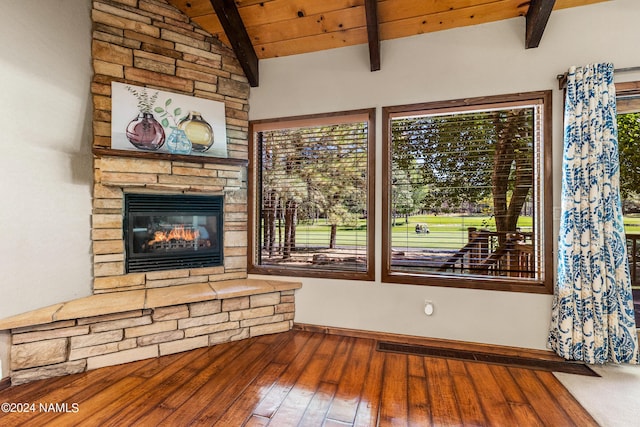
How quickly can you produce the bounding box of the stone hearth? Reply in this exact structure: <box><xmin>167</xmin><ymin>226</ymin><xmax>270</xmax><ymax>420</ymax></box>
<box><xmin>0</xmin><ymin>279</ymin><xmax>300</xmax><ymax>385</ymax></box>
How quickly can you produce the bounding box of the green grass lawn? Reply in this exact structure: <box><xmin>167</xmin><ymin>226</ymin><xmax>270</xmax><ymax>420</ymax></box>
<box><xmin>624</xmin><ymin>214</ymin><xmax>640</xmax><ymax>234</ymax></box>
<box><xmin>281</xmin><ymin>213</ymin><xmax>640</xmax><ymax>250</ymax></box>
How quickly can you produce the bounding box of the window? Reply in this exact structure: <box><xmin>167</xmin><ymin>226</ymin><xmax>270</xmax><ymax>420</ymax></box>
<box><xmin>616</xmin><ymin>82</ymin><xmax>640</xmax><ymax>307</ymax></box>
<box><xmin>616</xmin><ymin>83</ymin><xmax>640</xmax><ymax>233</ymax></box>
<box><xmin>382</xmin><ymin>92</ymin><xmax>552</xmax><ymax>293</ymax></box>
<box><xmin>249</xmin><ymin>109</ymin><xmax>375</xmax><ymax>280</ymax></box>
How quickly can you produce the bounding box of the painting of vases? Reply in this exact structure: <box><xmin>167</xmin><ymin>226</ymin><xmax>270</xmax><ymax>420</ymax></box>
<box><xmin>111</xmin><ymin>82</ymin><xmax>227</xmax><ymax>158</ymax></box>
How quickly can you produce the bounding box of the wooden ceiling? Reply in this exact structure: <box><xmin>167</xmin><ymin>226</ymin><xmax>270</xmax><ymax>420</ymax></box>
<box><xmin>166</xmin><ymin>0</ymin><xmax>608</xmax><ymax>86</ymax></box>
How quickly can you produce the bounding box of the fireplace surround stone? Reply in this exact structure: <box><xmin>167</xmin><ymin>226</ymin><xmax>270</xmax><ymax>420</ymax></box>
<box><xmin>0</xmin><ymin>0</ymin><xmax>303</xmax><ymax>386</ymax></box>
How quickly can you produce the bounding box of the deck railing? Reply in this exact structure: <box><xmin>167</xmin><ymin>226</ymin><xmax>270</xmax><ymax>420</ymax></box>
<box><xmin>439</xmin><ymin>228</ymin><xmax>535</xmax><ymax>277</ymax></box>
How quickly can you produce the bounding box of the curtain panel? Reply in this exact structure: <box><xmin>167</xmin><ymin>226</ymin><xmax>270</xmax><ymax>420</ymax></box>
<box><xmin>549</xmin><ymin>63</ymin><xmax>639</xmax><ymax>364</ymax></box>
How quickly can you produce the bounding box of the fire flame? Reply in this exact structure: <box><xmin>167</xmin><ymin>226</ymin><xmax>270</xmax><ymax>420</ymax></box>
<box><xmin>148</xmin><ymin>225</ymin><xmax>200</xmax><ymax>244</ymax></box>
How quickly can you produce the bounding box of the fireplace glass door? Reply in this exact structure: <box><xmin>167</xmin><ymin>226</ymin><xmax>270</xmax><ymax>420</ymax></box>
<box><xmin>124</xmin><ymin>194</ymin><xmax>223</xmax><ymax>272</ymax></box>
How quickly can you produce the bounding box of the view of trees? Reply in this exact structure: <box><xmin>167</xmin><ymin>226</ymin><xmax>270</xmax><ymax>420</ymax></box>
<box><xmin>391</xmin><ymin>107</ymin><xmax>536</xmax><ymax>243</ymax></box>
<box><xmin>253</xmin><ymin>95</ymin><xmax>640</xmax><ymax>286</ymax></box>
<box><xmin>258</xmin><ymin>122</ymin><xmax>368</xmax><ymax>264</ymax></box>
<box><xmin>618</xmin><ymin>112</ymin><xmax>640</xmax><ymax>204</ymax></box>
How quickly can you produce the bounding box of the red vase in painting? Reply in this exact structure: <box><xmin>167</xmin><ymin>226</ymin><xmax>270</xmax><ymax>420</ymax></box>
<box><xmin>125</xmin><ymin>113</ymin><xmax>165</xmax><ymax>151</ymax></box>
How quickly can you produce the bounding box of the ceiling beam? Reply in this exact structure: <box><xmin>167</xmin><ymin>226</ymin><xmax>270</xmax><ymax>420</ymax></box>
<box><xmin>209</xmin><ymin>0</ymin><xmax>259</xmax><ymax>87</ymax></box>
<box><xmin>525</xmin><ymin>0</ymin><xmax>556</xmax><ymax>48</ymax></box>
<box><xmin>364</xmin><ymin>0</ymin><xmax>380</xmax><ymax>71</ymax></box>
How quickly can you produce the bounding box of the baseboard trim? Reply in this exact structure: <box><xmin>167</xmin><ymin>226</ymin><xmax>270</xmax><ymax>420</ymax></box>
<box><xmin>0</xmin><ymin>377</ymin><xmax>10</xmax><ymax>391</ymax></box>
<box><xmin>293</xmin><ymin>323</ymin><xmax>562</xmax><ymax>362</ymax></box>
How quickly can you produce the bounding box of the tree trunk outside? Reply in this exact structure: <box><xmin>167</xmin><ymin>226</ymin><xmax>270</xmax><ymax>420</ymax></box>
<box><xmin>492</xmin><ymin>110</ymin><xmax>532</xmax><ymax>246</ymax></box>
<box><xmin>283</xmin><ymin>200</ymin><xmax>298</xmax><ymax>259</ymax></box>
<box><xmin>329</xmin><ymin>224</ymin><xmax>337</xmax><ymax>249</ymax></box>
<box><xmin>263</xmin><ymin>190</ymin><xmax>277</xmax><ymax>258</ymax></box>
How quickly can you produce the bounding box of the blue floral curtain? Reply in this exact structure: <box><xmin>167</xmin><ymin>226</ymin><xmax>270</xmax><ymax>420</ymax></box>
<box><xmin>549</xmin><ymin>63</ymin><xmax>639</xmax><ymax>364</ymax></box>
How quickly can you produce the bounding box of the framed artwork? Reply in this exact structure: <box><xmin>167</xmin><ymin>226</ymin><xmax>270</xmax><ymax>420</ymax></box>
<box><xmin>110</xmin><ymin>82</ymin><xmax>228</xmax><ymax>159</ymax></box>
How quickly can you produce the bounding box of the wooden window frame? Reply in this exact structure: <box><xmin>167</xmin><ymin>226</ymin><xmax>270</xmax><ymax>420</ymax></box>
<box><xmin>248</xmin><ymin>109</ymin><xmax>376</xmax><ymax>281</ymax></box>
<box><xmin>616</xmin><ymin>81</ymin><xmax>640</xmax><ymax>110</ymax></box>
<box><xmin>381</xmin><ymin>91</ymin><xmax>553</xmax><ymax>294</ymax></box>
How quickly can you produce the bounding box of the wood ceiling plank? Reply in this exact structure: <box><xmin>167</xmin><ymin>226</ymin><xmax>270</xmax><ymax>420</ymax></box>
<box><xmin>234</xmin><ymin>0</ymin><xmax>364</xmax><ymax>27</ymax></box>
<box><xmin>377</xmin><ymin>0</ymin><xmax>498</xmax><ymax>23</ymax></box>
<box><xmin>170</xmin><ymin>0</ymin><xmax>610</xmax><ymax>61</ymax></box>
<box><xmin>379</xmin><ymin>0</ymin><xmax>527</xmax><ymax>41</ymax></box>
<box><xmin>169</xmin><ymin>0</ymin><xmax>215</xmax><ymax>18</ymax></box>
<box><xmin>246</xmin><ymin>6</ymin><xmax>366</xmax><ymax>45</ymax></box>
<box><xmin>254</xmin><ymin>26</ymin><xmax>368</xmax><ymax>59</ymax></box>
<box><xmin>236</xmin><ymin>0</ymin><xmax>277</xmax><ymax>6</ymax></box>
<box><xmin>193</xmin><ymin>14</ymin><xmax>224</xmax><ymax>35</ymax></box>
<box><xmin>197</xmin><ymin>5</ymin><xmax>367</xmax><ymax>46</ymax></box>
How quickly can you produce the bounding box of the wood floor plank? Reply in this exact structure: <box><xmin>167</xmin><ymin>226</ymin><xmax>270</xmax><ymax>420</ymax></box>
<box><xmin>466</xmin><ymin>361</ymin><xmax>520</xmax><ymax>426</ymax></box>
<box><xmin>378</xmin><ymin>352</ymin><xmax>409</xmax><ymax>426</ymax></box>
<box><xmin>56</xmin><ymin>349</ymin><xmax>207</xmax><ymax>426</ymax></box>
<box><xmin>212</xmin><ymin>362</ymin><xmax>288</xmax><ymax>426</ymax></box>
<box><xmin>45</xmin><ymin>376</ymin><xmax>145</xmax><ymax>427</ymax></box>
<box><xmin>509</xmin><ymin>367</ymin><xmax>591</xmax><ymax>427</ymax></box>
<box><xmin>509</xmin><ymin>402</ymin><xmax>545</xmax><ymax>427</ymax></box>
<box><xmin>299</xmin><ymin>381</ymin><xmax>338</xmax><ymax>426</ymax></box>
<box><xmin>159</xmin><ymin>336</ymin><xmax>287</xmax><ymax>425</ymax></box>
<box><xmin>324</xmin><ymin>338</ymin><xmax>372</xmax><ymax>424</ymax></box>
<box><xmin>251</xmin><ymin>331</ymin><xmax>322</xmax><ymax>419</ymax></box>
<box><xmin>424</xmin><ymin>357</ymin><xmax>463</xmax><ymax>426</ymax></box>
<box><xmin>0</xmin><ymin>330</ymin><xmax>598</xmax><ymax>427</ymax></box>
<box><xmin>184</xmin><ymin>334</ymin><xmax>294</xmax><ymax>425</ymax></box>
<box><xmin>0</xmin><ymin>353</ymin><xmax>150</xmax><ymax>404</ymax></box>
<box><xmin>533</xmin><ymin>370</ymin><xmax>599</xmax><ymax>427</ymax></box>
<box><xmin>488</xmin><ymin>364</ymin><xmax>529</xmax><ymax>404</ymax></box>
<box><xmin>259</xmin><ymin>334</ymin><xmax>341</xmax><ymax>426</ymax></box>
<box><xmin>0</xmin><ymin>357</ymin><xmax>157</xmax><ymax>427</ymax></box>
<box><xmin>446</xmin><ymin>359</ymin><xmax>487</xmax><ymax>426</ymax></box>
<box><xmin>124</xmin><ymin>339</ymin><xmax>251</xmax><ymax>426</ymax></box>
<box><xmin>407</xmin><ymin>355</ymin><xmax>431</xmax><ymax>426</ymax></box>
<box><xmin>322</xmin><ymin>336</ymin><xmax>354</xmax><ymax>384</ymax></box>
<box><xmin>244</xmin><ymin>414</ymin><xmax>270</xmax><ymax>426</ymax></box>
<box><xmin>74</xmin><ymin>348</ymin><xmax>211</xmax><ymax>426</ymax></box>
<box><xmin>353</xmin><ymin>342</ymin><xmax>385</xmax><ymax>427</ymax></box>
<box><xmin>486</xmin><ymin>364</ymin><xmax>543</xmax><ymax>426</ymax></box>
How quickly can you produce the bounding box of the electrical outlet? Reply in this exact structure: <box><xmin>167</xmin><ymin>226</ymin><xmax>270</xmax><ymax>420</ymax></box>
<box><xmin>424</xmin><ymin>300</ymin><xmax>434</xmax><ymax>316</ymax></box>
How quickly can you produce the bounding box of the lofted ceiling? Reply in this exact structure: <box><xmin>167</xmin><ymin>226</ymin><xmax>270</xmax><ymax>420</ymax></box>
<box><xmin>166</xmin><ymin>0</ymin><xmax>608</xmax><ymax>86</ymax></box>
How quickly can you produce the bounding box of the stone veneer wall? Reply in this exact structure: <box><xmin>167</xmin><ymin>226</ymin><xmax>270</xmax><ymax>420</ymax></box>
<box><xmin>0</xmin><ymin>0</ymin><xmax>299</xmax><ymax>386</ymax></box>
<box><xmin>10</xmin><ymin>290</ymin><xmax>295</xmax><ymax>385</ymax></box>
<box><xmin>90</xmin><ymin>0</ymin><xmax>250</xmax><ymax>292</ymax></box>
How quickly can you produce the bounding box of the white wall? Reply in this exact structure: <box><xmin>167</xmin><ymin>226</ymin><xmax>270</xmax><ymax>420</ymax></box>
<box><xmin>249</xmin><ymin>0</ymin><xmax>640</xmax><ymax>350</ymax></box>
<box><xmin>0</xmin><ymin>0</ymin><xmax>93</xmax><ymax>377</ymax></box>
<box><xmin>0</xmin><ymin>1</ymin><xmax>637</xmax><ymax>382</ymax></box>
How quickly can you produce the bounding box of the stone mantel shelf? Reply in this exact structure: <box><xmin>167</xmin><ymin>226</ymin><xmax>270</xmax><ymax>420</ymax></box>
<box><xmin>0</xmin><ymin>279</ymin><xmax>301</xmax><ymax>331</ymax></box>
<box><xmin>93</xmin><ymin>147</ymin><xmax>249</xmax><ymax>167</ymax></box>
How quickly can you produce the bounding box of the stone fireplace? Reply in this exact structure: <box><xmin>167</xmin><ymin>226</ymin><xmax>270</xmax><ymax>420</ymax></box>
<box><xmin>89</xmin><ymin>0</ymin><xmax>253</xmax><ymax>294</ymax></box>
<box><xmin>0</xmin><ymin>0</ymin><xmax>300</xmax><ymax>386</ymax></box>
<box><xmin>91</xmin><ymin>156</ymin><xmax>248</xmax><ymax>293</ymax></box>
<box><xmin>123</xmin><ymin>193</ymin><xmax>223</xmax><ymax>273</ymax></box>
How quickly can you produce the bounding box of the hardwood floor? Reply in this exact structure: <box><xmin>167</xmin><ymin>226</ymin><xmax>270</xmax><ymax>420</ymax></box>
<box><xmin>0</xmin><ymin>330</ymin><xmax>597</xmax><ymax>426</ymax></box>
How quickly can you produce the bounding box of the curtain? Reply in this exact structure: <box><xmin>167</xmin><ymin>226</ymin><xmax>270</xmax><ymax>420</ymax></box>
<box><xmin>549</xmin><ymin>63</ymin><xmax>639</xmax><ymax>364</ymax></box>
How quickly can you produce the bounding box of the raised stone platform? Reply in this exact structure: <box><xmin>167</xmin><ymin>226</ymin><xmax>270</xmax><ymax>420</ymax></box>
<box><xmin>0</xmin><ymin>279</ymin><xmax>301</xmax><ymax>385</ymax></box>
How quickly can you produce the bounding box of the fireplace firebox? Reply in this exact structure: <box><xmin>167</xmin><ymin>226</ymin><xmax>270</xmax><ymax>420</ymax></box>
<box><xmin>124</xmin><ymin>193</ymin><xmax>223</xmax><ymax>273</ymax></box>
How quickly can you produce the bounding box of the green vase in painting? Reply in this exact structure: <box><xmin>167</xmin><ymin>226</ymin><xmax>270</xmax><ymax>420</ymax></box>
<box><xmin>178</xmin><ymin>111</ymin><xmax>214</xmax><ymax>153</ymax></box>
